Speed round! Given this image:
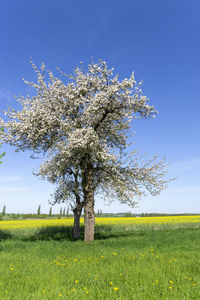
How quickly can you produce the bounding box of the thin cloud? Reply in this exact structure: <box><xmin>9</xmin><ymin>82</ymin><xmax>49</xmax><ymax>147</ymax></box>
<box><xmin>170</xmin><ymin>158</ymin><xmax>200</xmax><ymax>172</ymax></box>
<box><xmin>168</xmin><ymin>186</ymin><xmax>200</xmax><ymax>193</ymax></box>
<box><xmin>0</xmin><ymin>176</ymin><xmax>22</xmax><ymax>183</ymax></box>
<box><xmin>0</xmin><ymin>90</ymin><xmax>13</xmax><ymax>102</ymax></box>
<box><xmin>0</xmin><ymin>186</ymin><xmax>28</xmax><ymax>192</ymax></box>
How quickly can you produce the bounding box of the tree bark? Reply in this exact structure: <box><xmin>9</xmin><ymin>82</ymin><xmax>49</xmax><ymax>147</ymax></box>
<box><xmin>73</xmin><ymin>203</ymin><xmax>84</xmax><ymax>240</ymax></box>
<box><xmin>84</xmin><ymin>190</ymin><xmax>95</xmax><ymax>242</ymax></box>
<box><xmin>81</xmin><ymin>161</ymin><xmax>95</xmax><ymax>242</ymax></box>
<box><xmin>72</xmin><ymin>168</ymin><xmax>85</xmax><ymax>240</ymax></box>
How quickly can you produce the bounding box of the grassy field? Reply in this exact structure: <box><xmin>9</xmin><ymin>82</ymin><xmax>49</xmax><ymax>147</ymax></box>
<box><xmin>0</xmin><ymin>217</ymin><xmax>200</xmax><ymax>299</ymax></box>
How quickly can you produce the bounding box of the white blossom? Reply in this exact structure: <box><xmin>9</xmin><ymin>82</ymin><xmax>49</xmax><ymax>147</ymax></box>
<box><xmin>0</xmin><ymin>59</ymin><xmax>172</xmax><ymax>208</ymax></box>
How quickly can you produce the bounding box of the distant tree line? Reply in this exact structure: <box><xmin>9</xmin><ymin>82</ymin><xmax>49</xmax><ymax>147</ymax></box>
<box><xmin>0</xmin><ymin>205</ymin><xmax>72</xmax><ymax>220</ymax></box>
<box><xmin>0</xmin><ymin>205</ymin><xmax>199</xmax><ymax>221</ymax></box>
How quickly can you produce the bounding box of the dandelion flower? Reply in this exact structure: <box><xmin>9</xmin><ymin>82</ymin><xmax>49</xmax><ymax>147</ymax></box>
<box><xmin>109</xmin><ymin>282</ymin><xmax>113</xmax><ymax>285</ymax></box>
<box><xmin>114</xmin><ymin>287</ymin><xmax>119</xmax><ymax>291</ymax></box>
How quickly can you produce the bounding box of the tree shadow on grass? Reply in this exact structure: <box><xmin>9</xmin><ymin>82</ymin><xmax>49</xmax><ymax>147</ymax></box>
<box><xmin>95</xmin><ymin>227</ymin><xmax>146</xmax><ymax>240</ymax></box>
<box><xmin>0</xmin><ymin>229</ymin><xmax>13</xmax><ymax>241</ymax></box>
<box><xmin>22</xmin><ymin>225</ymin><xmax>145</xmax><ymax>242</ymax></box>
<box><xmin>23</xmin><ymin>226</ymin><xmax>79</xmax><ymax>242</ymax></box>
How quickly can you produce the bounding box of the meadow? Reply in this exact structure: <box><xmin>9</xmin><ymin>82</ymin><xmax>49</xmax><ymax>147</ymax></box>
<box><xmin>0</xmin><ymin>216</ymin><xmax>200</xmax><ymax>299</ymax></box>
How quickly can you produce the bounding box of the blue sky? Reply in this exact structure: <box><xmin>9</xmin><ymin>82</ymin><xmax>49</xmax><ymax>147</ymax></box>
<box><xmin>0</xmin><ymin>0</ymin><xmax>199</xmax><ymax>214</ymax></box>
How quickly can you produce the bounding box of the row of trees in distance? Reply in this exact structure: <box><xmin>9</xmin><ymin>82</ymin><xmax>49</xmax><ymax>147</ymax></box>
<box><xmin>0</xmin><ymin>205</ymin><xmax>105</xmax><ymax>218</ymax></box>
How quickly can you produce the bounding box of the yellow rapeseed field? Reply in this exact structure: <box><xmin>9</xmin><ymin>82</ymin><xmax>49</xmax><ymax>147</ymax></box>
<box><xmin>0</xmin><ymin>215</ymin><xmax>200</xmax><ymax>231</ymax></box>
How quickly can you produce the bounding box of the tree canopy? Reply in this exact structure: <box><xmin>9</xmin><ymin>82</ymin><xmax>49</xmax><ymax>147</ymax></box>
<box><xmin>0</xmin><ymin>60</ymin><xmax>172</xmax><ymax>241</ymax></box>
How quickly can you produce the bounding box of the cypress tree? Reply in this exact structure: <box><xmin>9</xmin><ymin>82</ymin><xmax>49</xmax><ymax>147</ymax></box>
<box><xmin>49</xmin><ymin>207</ymin><xmax>52</xmax><ymax>216</ymax></box>
<box><xmin>60</xmin><ymin>207</ymin><xmax>62</xmax><ymax>216</ymax></box>
<box><xmin>63</xmin><ymin>208</ymin><xmax>66</xmax><ymax>216</ymax></box>
<box><xmin>2</xmin><ymin>205</ymin><xmax>6</xmax><ymax>217</ymax></box>
<box><xmin>37</xmin><ymin>205</ymin><xmax>41</xmax><ymax>215</ymax></box>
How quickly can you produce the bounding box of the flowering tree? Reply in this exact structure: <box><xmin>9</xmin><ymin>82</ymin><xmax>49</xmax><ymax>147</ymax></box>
<box><xmin>0</xmin><ymin>127</ymin><xmax>5</xmax><ymax>164</ymax></box>
<box><xmin>0</xmin><ymin>147</ymin><xmax>5</xmax><ymax>164</ymax></box>
<box><xmin>0</xmin><ymin>60</ymin><xmax>172</xmax><ymax>241</ymax></box>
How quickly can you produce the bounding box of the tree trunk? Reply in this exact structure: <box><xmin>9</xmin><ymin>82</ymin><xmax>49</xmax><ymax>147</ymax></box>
<box><xmin>73</xmin><ymin>205</ymin><xmax>83</xmax><ymax>240</ymax></box>
<box><xmin>81</xmin><ymin>162</ymin><xmax>95</xmax><ymax>242</ymax></box>
<box><xmin>84</xmin><ymin>191</ymin><xmax>95</xmax><ymax>242</ymax></box>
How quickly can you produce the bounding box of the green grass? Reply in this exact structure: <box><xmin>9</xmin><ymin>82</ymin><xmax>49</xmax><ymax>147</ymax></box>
<box><xmin>0</xmin><ymin>226</ymin><xmax>200</xmax><ymax>299</ymax></box>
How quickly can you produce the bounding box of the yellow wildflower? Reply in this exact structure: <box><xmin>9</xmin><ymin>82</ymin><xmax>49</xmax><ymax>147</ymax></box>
<box><xmin>114</xmin><ymin>287</ymin><xmax>119</xmax><ymax>291</ymax></box>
